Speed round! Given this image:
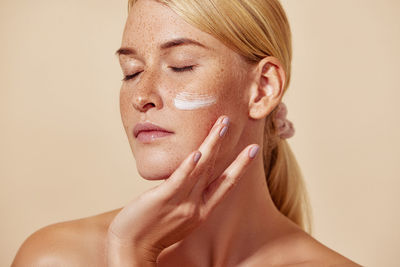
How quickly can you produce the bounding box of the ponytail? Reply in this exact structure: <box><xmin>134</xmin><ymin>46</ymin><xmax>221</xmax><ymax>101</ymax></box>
<box><xmin>263</xmin><ymin>109</ymin><xmax>313</xmax><ymax>233</ymax></box>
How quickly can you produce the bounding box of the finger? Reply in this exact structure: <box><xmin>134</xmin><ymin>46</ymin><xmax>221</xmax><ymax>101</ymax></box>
<box><xmin>189</xmin><ymin>116</ymin><xmax>230</xmax><ymax>192</ymax></box>
<box><xmin>201</xmin><ymin>144</ymin><xmax>260</xmax><ymax>215</ymax></box>
<box><xmin>162</xmin><ymin>150</ymin><xmax>202</xmax><ymax>198</ymax></box>
<box><xmin>165</xmin><ymin>115</ymin><xmax>228</xmax><ymax>199</ymax></box>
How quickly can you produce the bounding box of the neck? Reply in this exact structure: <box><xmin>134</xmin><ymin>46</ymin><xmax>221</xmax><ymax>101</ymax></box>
<box><xmin>157</xmin><ymin>152</ymin><xmax>299</xmax><ymax>266</ymax></box>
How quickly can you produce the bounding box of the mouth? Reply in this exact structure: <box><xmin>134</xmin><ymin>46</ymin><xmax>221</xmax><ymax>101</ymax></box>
<box><xmin>136</xmin><ymin>131</ymin><xmax>173</xmax><ymax>143</ymax></box>
<box><xmin>133</xmin><ymin>122</ymin><xmax>174</xmax><ymax>143</ymax></box>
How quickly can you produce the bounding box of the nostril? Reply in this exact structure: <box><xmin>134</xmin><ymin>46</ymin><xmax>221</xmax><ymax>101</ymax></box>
<box><xmin>131</xmin><ymin>93</ymin><xmax>162</xmax><ymax>112</ymax></box>
<box><xmin>142</xmin><ymin>102</ymin><xmax>156</xmax><ymax>111</ymax></box>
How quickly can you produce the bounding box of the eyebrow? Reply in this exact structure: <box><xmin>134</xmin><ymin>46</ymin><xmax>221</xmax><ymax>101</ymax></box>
<box><xmin>115</xmin><ymin>38</ymin><xmax>209</xmax><ymax>56</ymax></box>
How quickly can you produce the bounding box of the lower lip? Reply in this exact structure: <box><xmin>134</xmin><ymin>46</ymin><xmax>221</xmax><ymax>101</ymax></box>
<box><xmin>136</xmin><ymin>131</ymin><xmax>173</xmax><ymax>143</ymax></box>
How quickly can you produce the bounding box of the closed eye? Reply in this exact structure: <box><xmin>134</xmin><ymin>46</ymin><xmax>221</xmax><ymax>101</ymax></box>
<box><xmin>122</xmin><ymin>66</ymin><xmax>195</xmax><ymax>81</ymax></box>
<box><xmin>170</xmin><ymin>65</ymin><xmax>195</xmax><ymax>72</ymax></box>
<box><xmin>122</xmin><ymin>72</ymin><xmax>141</xmax><ymax>81</ymax></box>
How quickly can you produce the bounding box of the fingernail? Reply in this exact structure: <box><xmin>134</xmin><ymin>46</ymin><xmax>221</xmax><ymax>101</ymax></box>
<box><xmin>220</xmin><ymin>126</ymin><xmax>228</xmax><ymax>137</ymax></box>
<box><xmin>222</xmin><ymin>117</ymin><xmax>230</xmax><ymax>126</ymax></box>
<box><xmin>249</xmin><ymin>145</ymin><xmax>260</xmax><ymax>159</ymax></box>
<box><xmin>193</xmin><ymin>151</ymin><xmax>202</xmax><ymax>163</ymax></box>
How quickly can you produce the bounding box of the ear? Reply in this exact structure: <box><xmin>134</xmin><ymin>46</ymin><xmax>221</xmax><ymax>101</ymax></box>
<box><xmin>248</xmin><ymin>56</ymin><xmax>286</xmax><ymax>120</ymax></box>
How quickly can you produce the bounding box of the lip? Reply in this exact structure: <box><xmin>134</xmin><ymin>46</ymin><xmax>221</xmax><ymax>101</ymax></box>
<box><xmin>133</xmin><ymin>122</ymin><xmax>174</xmax><ymax>143</ymax></box>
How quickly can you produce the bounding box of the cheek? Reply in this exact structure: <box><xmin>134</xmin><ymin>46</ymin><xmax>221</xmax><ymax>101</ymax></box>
<box><xmin>170</xmin><ymin>67</ymin><xmax>243</xmax><ymax>112</ymax></box>
<box><xmin>119</xmin><ymin>89</ymin><xmax>130</xmax><ymax>122</ymax></box>
<box><xmin>173</xmin><ymin>92</ymin><xmax>217</xmax><ymax>111</ymax></box>
<box><xmin>119</xmin><ymin>87</ymin><xmax>139</xmax><ymax>134</ymax></box>
<box><xmin>179</xmin><ymin>113</ymin><xmax>219</xmax><ymax>156</ymax></box>
<box><xmin>175</xmin><ymin>98</ymin><xmax>231</xmax><ymax>145</ymax></box>
<box><xmin>169</xmin><ymin>67</ymin><xmax>246</xmax><ymax>141</ymax></box>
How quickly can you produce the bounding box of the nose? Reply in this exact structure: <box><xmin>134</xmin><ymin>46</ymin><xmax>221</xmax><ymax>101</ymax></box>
<box><xmin>130</xmin><ymin>73</ymin><xmax>163</xmax><ymax>112</ymax></box>
<box><xmin>132</xmin><ymin>95</ymin><xmax>160</xmax><ymax>112</ymax></box>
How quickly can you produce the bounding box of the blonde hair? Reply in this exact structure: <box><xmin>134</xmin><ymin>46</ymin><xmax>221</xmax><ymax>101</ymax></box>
<box><xmin>127</xmin><ymin>0</ymin><xmax>312</xmax><ymax>233</ymax></box>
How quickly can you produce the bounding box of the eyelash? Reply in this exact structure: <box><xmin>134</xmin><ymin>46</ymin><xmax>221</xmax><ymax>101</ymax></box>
<box><xmin>122</xmin><ymin>65</ymin><xmax>195</xmax><ymax>81</ymax></box>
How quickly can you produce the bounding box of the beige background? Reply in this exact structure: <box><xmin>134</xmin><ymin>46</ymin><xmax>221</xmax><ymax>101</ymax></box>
<box><xmin>1</xmin><ymin>0</ymin><xmax>399</xmax><ymax>266</ymax></box>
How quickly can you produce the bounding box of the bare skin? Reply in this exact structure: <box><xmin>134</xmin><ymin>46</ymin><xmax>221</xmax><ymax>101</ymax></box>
<box><xmin>12</xmin><ymin>0</ymin><xmax>361</xmax><ymax>266</ymax></box>
<box><xmin>11</xmin><ymin>115</ymin><xmax>361</xmax><ymax>266</ymax></box>
<box><xmin>12</xmin><ymin>207</ymin><xmax>359</xmax><ymax>266</ymax></box>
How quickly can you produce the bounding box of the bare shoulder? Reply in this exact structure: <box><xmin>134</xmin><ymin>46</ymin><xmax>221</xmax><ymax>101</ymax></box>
<box><xmin>11</xmin><ymin>208</ymin><xmax>121</xmax><ymax>267</ymax></box>
<box><xmin>287</xmin><ymin>232</ymin><xmax>362</xmax><ymax>266</ymax></box>
<box><xmin>241</xmin><ymin>229</ymin><xmax>362</xmax><ymax>267</ymax></box>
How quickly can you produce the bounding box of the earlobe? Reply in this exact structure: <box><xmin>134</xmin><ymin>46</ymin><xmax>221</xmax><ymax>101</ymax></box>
<box><xmin>248</xmin><ymin>57</ymin><xmax>286</xmax><ymax>120</ymax></box>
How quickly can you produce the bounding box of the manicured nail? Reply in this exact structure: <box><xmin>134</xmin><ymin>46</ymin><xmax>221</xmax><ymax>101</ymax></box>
<box><xmin>222</xmin><ymin>117</ymin><xmax>230</xmax><ymax>126</ymax></box>
<box><xmin>220</xmin><ymin>126</ymin><xmax>228</xmax><ymax>137</ymax></box>
<box><xmin>193</xmin><ymin>151</ymin><xmax>202</xmax><ymax>163</ymax></box>
<box><xmin>249</xmin><ymin>145</ymin><xmax>260</xmax><ymax>159</ymax></box>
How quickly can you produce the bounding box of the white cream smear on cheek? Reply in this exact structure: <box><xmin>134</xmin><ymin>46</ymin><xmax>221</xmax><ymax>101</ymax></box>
<box><xmin>174</xmin><ymin>92</ymin><xmax>217</xmax><ymax>110</ymax></box>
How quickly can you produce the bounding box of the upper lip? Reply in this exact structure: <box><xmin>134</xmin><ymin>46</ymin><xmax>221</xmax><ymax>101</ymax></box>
<box><xmin>133</xmin><ymin>122</ymin><xmax>173</xmax><ymax>138</ymax></box>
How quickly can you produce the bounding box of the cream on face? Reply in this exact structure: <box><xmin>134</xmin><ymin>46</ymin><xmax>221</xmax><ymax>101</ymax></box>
<box><xmin>174</xmin><ymin>92</ymin><xmax>217</xmax><ymax>110</ymax></box>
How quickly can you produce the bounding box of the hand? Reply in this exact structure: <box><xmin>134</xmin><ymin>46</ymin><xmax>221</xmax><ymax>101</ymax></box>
<box><xmin>106</xmin><ymin>116</ymin><xmax>260</xmax><ymax>266</ymax></box>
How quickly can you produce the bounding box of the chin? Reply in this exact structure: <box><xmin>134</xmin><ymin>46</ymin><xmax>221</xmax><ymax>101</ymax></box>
<box><xmin>134</xmin><ymin>150</ymin><xmax>183</xmax><ymax>180</ymax></box>
<box><xmin>137</xmin><ymin>167</ymin><xmax>172</xmax><ymax>180</ymax></box>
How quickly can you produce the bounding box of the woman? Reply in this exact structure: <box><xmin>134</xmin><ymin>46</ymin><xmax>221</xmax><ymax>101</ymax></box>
<box><xmin>12</xmin><ymin>0</ymin><xmax>360</xmax><ymax>266</ymax></box>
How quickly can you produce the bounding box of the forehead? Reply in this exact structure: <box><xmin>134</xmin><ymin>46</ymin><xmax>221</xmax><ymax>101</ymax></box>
<box><xmin>121</xmin><ymin>0</ymin><xmax>222</xmax><ymax>53</ymax></box>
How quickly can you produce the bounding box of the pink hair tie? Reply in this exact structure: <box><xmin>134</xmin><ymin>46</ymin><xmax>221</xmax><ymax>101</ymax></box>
<box><xmin>275</xmin><ymin>102</ymin><xmax>295</xmax><ymax>139</ymax></box>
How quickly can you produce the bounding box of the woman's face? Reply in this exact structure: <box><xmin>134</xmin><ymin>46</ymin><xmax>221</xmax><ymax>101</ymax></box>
<box><xmin>118</xmin><ymin>0</ymin><xmax>256</xmax><ymax>180</ymax></box>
